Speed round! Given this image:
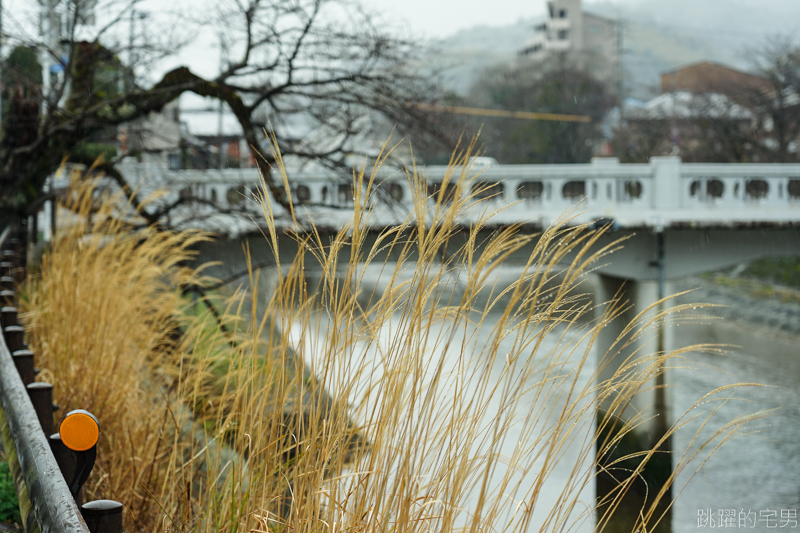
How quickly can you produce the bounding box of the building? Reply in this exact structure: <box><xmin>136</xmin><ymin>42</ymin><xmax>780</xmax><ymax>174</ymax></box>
<box><xmin>121</xmin><ymin>100</ymin><xmax>183</xmax><ymax>167</ymax></box>
<box><xmin>519</xmin><ymin>0</ymin><xmax>620</xmax><ymax>87</ymax></box>
<box><xmin>618</xmin><ymin>61</ymin><xmax>782</xmax><ymax>162</ymax></box>
<box><xmin>660</xmin><ymin>61</ymin><xmax>772</xmax><ymax>100</ymax></box>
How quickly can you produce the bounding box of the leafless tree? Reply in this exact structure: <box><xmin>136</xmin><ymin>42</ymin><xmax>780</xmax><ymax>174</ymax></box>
<box><xmin>741</xmin><ymin>35</ymin><xmax>800</xmax><ymax>162</ymax></box>
<box><xmin>611</xmin><ymin>35</ymin><xmax>800</xmax><ymax>164</ymax></box>
<box><xmin>0</xmin><ymin>0</ymin><xmax>448</xmax><ymax>225</ymax></box>
<box><xmin>613</xmin><ymin>92</ymin><xmax>755</xmax><ymax>163</ymax></box>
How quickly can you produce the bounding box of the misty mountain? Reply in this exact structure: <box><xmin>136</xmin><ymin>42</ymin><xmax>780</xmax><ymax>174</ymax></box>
<box><xmin>428</xmin><ymin>0</ymin><xmax>800</xmax><ymax>99</ymax></box>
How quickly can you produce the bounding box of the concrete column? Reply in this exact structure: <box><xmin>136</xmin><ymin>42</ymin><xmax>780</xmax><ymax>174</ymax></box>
<box><xmin>595</xmin><ymin>274</ymin><xmax>672</xmax><ymax>448</ymax></box>
<box><xmin>595</xmin><ymin>273</ymin><xmax>675</xmax><ymax>514</ymax></box>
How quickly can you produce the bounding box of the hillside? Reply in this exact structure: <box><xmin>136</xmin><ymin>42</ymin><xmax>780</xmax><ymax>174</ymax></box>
<box><xmin>427</xmin><ymin>0</ymin><xmax>800</xmax><ymax>99</ymax></box>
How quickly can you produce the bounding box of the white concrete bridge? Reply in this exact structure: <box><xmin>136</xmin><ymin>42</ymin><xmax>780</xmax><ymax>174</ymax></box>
<box><xmin>47</xmin><ymin>156</ymin><xmax>800</xmax><ymax>457</ymax></box>
<box><xmin>117</xmin><ymin>156</ymin><xmax>800</xmax><ymax>229</ymax></box>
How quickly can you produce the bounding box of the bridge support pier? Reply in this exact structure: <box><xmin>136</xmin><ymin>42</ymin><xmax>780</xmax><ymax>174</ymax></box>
<box><xmin>594</xmin><ymin>273</ymin><xmax>674</xmax><ymax>528</ymax></box>
<box><xmin>595</xmin><ymin>274</ymin><xmax>672</xmax><ymax>448</ymax></box>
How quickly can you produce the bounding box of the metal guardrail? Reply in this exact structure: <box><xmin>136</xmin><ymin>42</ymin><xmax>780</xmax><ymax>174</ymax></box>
<box><xmin>0</xmin><ymin>225</ymin><xmax>124</xmax><ymax>533</ymax></box>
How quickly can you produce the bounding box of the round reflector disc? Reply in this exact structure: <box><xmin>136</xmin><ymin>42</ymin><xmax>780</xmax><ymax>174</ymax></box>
<box><xmin>60</xmin><ymin>410</ymin><xmax>100</xmax><ymax>451</ymax></box>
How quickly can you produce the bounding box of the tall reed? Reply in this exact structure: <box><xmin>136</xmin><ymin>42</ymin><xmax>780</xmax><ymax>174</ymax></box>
<box><xmin>20</xmin><ymin>147</ymin><xmax>763</xmax><ymax>533</ymax></box>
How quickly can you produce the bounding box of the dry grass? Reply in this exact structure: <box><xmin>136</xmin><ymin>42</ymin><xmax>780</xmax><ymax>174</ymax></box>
<box><xmin>19</xmin><ymin>145</ymin><xmax>765</xmax><ymax>533</ymax></box>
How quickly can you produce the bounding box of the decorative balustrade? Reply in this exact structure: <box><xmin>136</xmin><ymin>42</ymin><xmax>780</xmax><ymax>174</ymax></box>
<box><xmin>156</xmin><ymin>158</ymin><xmax>800</xmax><ymax>211</ymax></box>
<box><xmin>42</xmin><ymin>158</ymin><xmax>800</xmax><ymax>236</ymax></box>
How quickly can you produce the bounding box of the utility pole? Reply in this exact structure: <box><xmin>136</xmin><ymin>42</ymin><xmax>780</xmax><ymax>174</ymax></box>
<box><xmin>616</xmin><ymin>18</ymin><xmax>625</xmax><ymax>119</ymax></box>
<box><xmin>217</xmin><ymin>33</ymin><xmax>228</xmax><ymax>170</ymax></box>
<box><xmin>129</xmin><ymin>8</ymin><xmax>136</xmax><ymax>72</ymax></box>
<box><xmin>41</xmin><ymin>0</ymin><xmax>58</xmax><ymax>109</ymax></box>
<box><xmin>217</xmin><ymin>100</ymin><xmax>224</xmax><ymax>169</ymax></box>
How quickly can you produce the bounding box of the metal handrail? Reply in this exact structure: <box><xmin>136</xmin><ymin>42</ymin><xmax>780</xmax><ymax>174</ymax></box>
<box><xmin>0</xmin><ymin>227</ymin><xmax>90</xmax><ymax>533</ymax></box>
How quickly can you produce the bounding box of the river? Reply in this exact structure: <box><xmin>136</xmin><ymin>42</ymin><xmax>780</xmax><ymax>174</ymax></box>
<box><xmin>293</xmin><ymin>263</ymin><xmax>800</xmax><ymax>532</ymax></box>
<box><xmin>198</xmin><ymin>242</ymin><xmax>800</xmax><ymax>533</ymax></box>
<box><xmin>670</xmin><ymin>320</ymin><xmax>800</xmax><ymax>532</ymax></box>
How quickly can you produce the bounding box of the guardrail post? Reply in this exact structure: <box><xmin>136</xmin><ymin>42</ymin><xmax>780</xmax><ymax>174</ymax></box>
<box><xmin>81</xmin><ymin>500</ymin><xmax>123</xmax><ymax>533</ymax></box>
<box><xmin>11</xmin><ymin>229</ymin><xmax>27</xmax><ymax>272</ymax></box>
<box><xmin>81</xmin><ymin>501</ymin><xmax>124</xmax><ymax>533</ymax></box>
<box><xmin>27</xmin><ymin>382</ymin><xmax>54</xmax><ymax>436</ymax></box>
<box><xmin>0</xmin><ymin>306</ymin><xmax>16</xmax><ymax>328</ymax></box>
<box><xmin>50</xmin><ymin>433</ymin><xmax>77</xmax><ymax>488</ymax></box>
<box><xmin>0</xmin><ymin>289</ymin><xmax>15</xmax><ymax>305</ymax></box>
<box><xmin>4</xmin><ymin>325</ymin><xmax>24</xmax><ymax>352</ymax></box>
<box><xmin>60</xmin><ymin>410</ymin><xmax>100</xmax><ymax>502</ymax></box>
<box><xmin>12</xmin><ymin>349</ymin><xmax>35</xmax><ymax>385</ymax></box>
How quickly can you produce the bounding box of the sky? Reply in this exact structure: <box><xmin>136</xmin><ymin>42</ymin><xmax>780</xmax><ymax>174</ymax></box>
<box><xmin>7</xmin><ymin>0</ymin><xmax>800</xmax><ymax>112</ymax></box>
<box><xmin>363</xmin><ymin>0</ymin><xmax>800</xmax><ymax>40</ymax></box>
<box><xmin>363</xmin><ymin>0</ymin><xmax>547</xmax><ymax>39</ymax></box>
<box><xmin>7</xmin><ymin>0</ymin><xmax>799</xmax><ymax>76</ymax></box>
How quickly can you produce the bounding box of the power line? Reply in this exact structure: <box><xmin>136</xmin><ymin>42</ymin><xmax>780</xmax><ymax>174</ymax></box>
<box><xmin>412</xmin><ymin>103</ymin><xmax>591</xmax><ymax>122</ymax></box>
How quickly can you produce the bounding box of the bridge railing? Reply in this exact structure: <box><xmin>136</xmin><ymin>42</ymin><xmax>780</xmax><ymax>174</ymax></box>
<box><xmin>144</xmin><ymin>157</ymin><xmax>800</xmax><ymax>210</ymax></box>
<box><xmin>0</xmin><ymin>225</ymin><xmax>124</xmax><ymax>533</ymax></box>
<box><xmin>43</xmin><ymin>158</ymin><xmax>800</xmax><ymax>235</ymax></box>
<box><xmin>681</xmin><ymin>163</ymin><xmax>800</xmax><ymax>209</ymax></box>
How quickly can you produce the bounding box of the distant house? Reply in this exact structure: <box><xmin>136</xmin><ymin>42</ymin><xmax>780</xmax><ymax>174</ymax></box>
<box><xmin>121</xmin><ymin>100</ymin><xmax>183</xmax><ymax>167</ymax></box>
<box><xmin>519</xmin><ymin>0</ymin><xmax>621</xmax><ymax>88</ymax></box>
<box><xmin>660</xmin><ymin>61</ymin><xmax>772</xmax><ymax>99</ymax></box>
<box><xmin>627</xmin><ymin>91</ymin><xmax>752</xmax><ymax>121</ymax></box>
<box><xmin>619</xmin><ymin>61</ymin><xmax>784</xmax><ymax>162</ymax></box>
<box><xmin>174</xmin><ymin>100</ymin><xmax>408</xmax><ymax>173</ymax></box>
<box><xmin>174</xmin><ymin>99</ymin><xmax>256</xmax><ymax>170</ymax></box>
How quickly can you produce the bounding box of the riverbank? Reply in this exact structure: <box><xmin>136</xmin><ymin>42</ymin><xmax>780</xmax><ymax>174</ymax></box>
<box><xmin>671</xmin><ymin>275</ymin><xmax>800</xmax><ymax>338</ymax></box>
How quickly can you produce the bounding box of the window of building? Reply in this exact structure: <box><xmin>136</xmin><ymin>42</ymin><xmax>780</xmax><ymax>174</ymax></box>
<box><xmin>558</xmin><ymin>29</ymin><xmax>569</xmax><ymax>40</ymax></box>
<box><xmin>559</xmin><ymin>9</ymin><xmax>567</xmax><ymax>18</ymax></box>
<box><xmin>168</xmin><ymin>153</ymin><xmax>180</xmax><ymax>170</ymax></box>
<box><xmin>548</xmin><ymin>2</ymin><xmax>554</xmax><ymax>18</ymax></box>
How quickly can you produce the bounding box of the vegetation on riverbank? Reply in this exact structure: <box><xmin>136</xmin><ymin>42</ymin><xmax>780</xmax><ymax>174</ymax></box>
<box><xmin>0</xmin><ymin>460</ymin><xmax>19</xmax><ymax>524</ymax></box>
<box><xmin>700</xmin><ymin>270</ymin><xmax>800</xmax><ymax>305</ymax></box>
<box><xmin>18</xmin><ymin>146</ymin><xmax>764</xmax><ymax>532</ymax></box>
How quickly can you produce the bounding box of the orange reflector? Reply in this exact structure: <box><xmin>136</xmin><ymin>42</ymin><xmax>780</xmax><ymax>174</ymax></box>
<box><xmin>60</xmin><ymin>410</ymin><xmax>100</xmax><ymax>451</ymax></box>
